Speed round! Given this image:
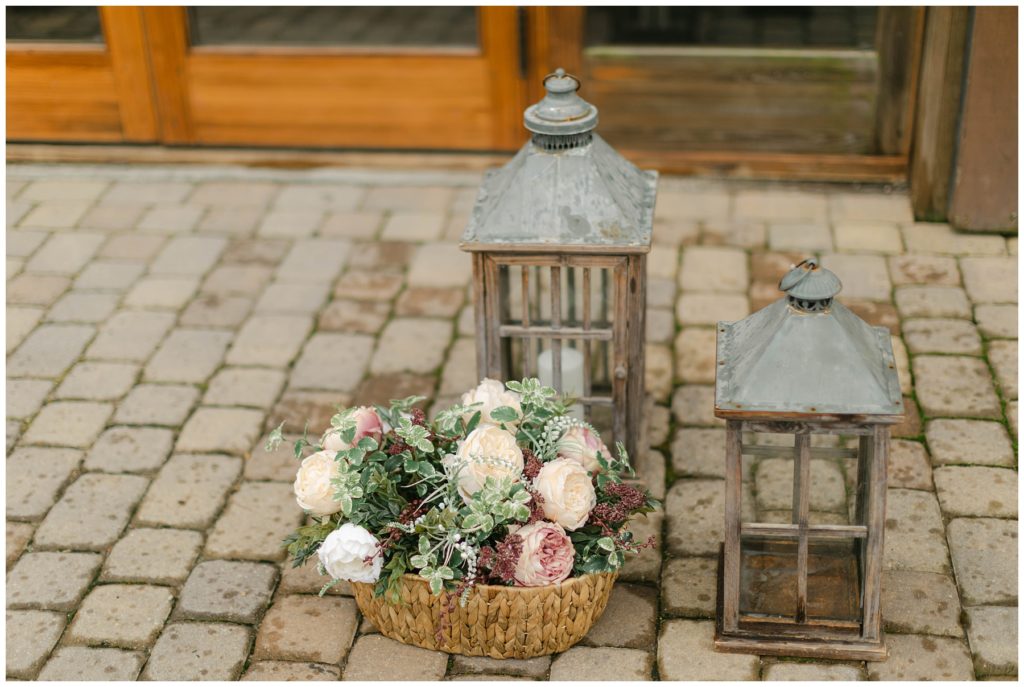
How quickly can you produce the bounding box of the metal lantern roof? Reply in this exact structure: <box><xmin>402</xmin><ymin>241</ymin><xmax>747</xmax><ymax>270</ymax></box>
<box><xmin>715</xmin><ymin>259</ymin><xmax>903</xmax><ymax>422</ymax></box>
<box><xmin>460</xmin><ymin>69</ymin><xmax>657</xmax><ymax>254</ymax></box>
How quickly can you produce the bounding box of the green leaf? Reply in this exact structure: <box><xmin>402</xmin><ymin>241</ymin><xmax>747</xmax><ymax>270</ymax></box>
<box><xmin>429</xmin><ymin>577</ymin><xmax>443</xmax><ymax>595</ymax></box>
<box><xmin>489</xmin><ymin>405</ymin><xmax>520</xmax><ymax>422</ymax></box>
<box><xmin>418</xmin><ymin>535</ymin><xmax>431</xmax><ymax>556</ymax></box>
<box><xmin>597</xmin><ymin>537</ymin><xmax>615</xmax><ymax>552</ymax></box>
<box><xmin>265</xmin><ymin>422</ymin><xmax>285</xmax><ymax>452</ymax></box>
<box><xmin>465</xmin><ymin>410</ymin><xmax>482</xmax><ymax>434</ymax></box>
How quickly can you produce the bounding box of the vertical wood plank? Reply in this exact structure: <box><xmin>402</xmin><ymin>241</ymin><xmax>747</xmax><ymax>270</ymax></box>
<box><xmin>521</xmin><ymin>266</ymin><xmax>533</xmax><ymax>378</ymax></box>
<box><xmin>472</xmin><ymin>253</ymin><xmax>488</xmax><ymax>382</ymax></box>
<box><xmin>722</xmin><ymin>420</ymin><xmax>744</xmax><ymax>632</ymax></box>
<box><xmin>100</xmin><ymin>7</ymin><xmax>159</xmax><ymax>141</ymax></box>
<box><xmin>611</xmin><ymin>260</ymin><xmax>628</xmax><ymax>450</ymax></box>
<box><xmin>582</xmin><ymin>266</ymin><xmax>592</xmax><ymax>421</ymax></box>
<box><xmin>861</xmin><ymin>425</ymin><xmax>889</xmax><ymax>641</ymax></box>
<box><xmin>908</xmin><ymin>6</ymin><xmax>970</xmax><ymax>221</ymax></box>
<box><xmin>948</xmin><ymin>6</ymin><xmax>1019</xmax><ymax>231</ymax></box>
<box><xmin>625</xmin><ymin>255</ymin><xmax>647</xmax><ymax>463</ymax></box>
<box><xmin>550</xmin><ymin>264</ymin><xmax>563</xmax><ymax>394</ymax></box>
<box><xmin>524</xmin><ymin>7</ymin><xmax>585</xmax><ymax>105</ymax></box>
<box><xmin>873</xmin><ymin>7</ymin><xmax>926</xmax><ymax>155</ymax></box>
<box><xmin>139</xmin><ymin>6</ymin><xmax>194</xmax><ymax>144</ymax></box>
<box><xmin>479</xmin><ymin>6</ymin><xmax>527</xmax><ymax>150</ymax></box>
<box><xmin>793</xmin><ymin>434</ymin><xmax>811</xmax><ymax>624</ymax></box>
<box><xmin>483</xmin><ymin>256</ymin><xmax>504</xmax><ymax>378</ymax></box>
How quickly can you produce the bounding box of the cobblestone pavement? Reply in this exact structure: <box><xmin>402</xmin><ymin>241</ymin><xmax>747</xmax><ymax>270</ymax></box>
<box><xmin>6</xmin><ymin>163</ymin><xmax>1018</xmax><ymax>680</ymax></box>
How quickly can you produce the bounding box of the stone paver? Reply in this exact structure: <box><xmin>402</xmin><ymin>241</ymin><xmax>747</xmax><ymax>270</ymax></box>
<box><xmin>867</xmin><ymin>633</ymin><xmax>975</xmax><ymax>681</ymax></box>
<box><xmin>134</xmin><ymin>453</ymin><xmax>242</xmax><ymax>530</ymax></box>
<box><xmin>6</xmin><ymin>610</ymin><xmax>66</xmax><ymax>679</ymax></box>
<box><xmin>658</xmin><ymin>620</ymin><xmax>760</xmax><ymax>681</ymax></box>
<box><xmin>913</xmin><ymin>355</ymin><xmax>1002</xmax><ymax>418</ymax></box>
<box><xmin>883</xmin><ymin>488</ymin><xmax>950</xmax><ymax>574</ymax></box>
<box><xmin>101</xmin><ymin>527</ymin><xmax>202</xmax><ymax>585</ymax></box>
<box><xmin>926</xmin><ymin>419</ymin><xmax>1016</xmax><ymax>466</ymax></box>
<box><xmin>176</xmin><ymin>407</ymin><xmax>265</xmax><ymax>455</ymax></box>
<box><xmin>881</xmin><ymin>569</ymin><xmax>963</xmax><ymax>637</ymax></box>
<box><xmin>205</xmin><ymin>481</ymin><xmax>304</xmax><ymax>561</ymax></box>
<box><xmin>6</xmin><ymin>447</ymin><xmax>81</xmax><ymax>520</ymax></box>
<box><xmin>8</xmin><ymin>323</ymin><xmax>94</xmax><ymax>378</ymax></box>
<box><xmin>67</xmin><ymin>584</ymin><xmax>174</xmax><ymax>649</ymax></box>
<box><xmin>176</xmin><ymin>560</ymin><xmax>278</xmax><ymax>623</ymax></box>
<box><xmin>947</xmin><ymin>518</ymin><xmax>1018</xmax><ymax>605</ymax></box>
<box><xmin>33</xmin><ymin>473</ymin><xmax>148</xmax><ymax>551</ymax></box>
<box><xmin>84</xmin><ymin>426</ymin><xmax>174</xmax><ymax>473</ymax></box>
<box><xmin>7</xmin><ymin>551</ymin><xmax>102</xmax><ymax>610</ymax></box>
<box><xmin>5</xmin><ymin>164</ymin><xmax>1018</xmax><ymax>683</ymax></box>
<box><xmin>143</xmin><ymin>622</ymin><xmax>252</xmax><ymax>681</ymax></box>
<box><xmin>934</xmin><ymin>466</ymin><xmax>1017</xmax><ymax>517</ymax></box>
<box><xmin>965</xmin><ymin>606</ymin><xmax>1018</xmax><ymax>675</ymax></box>
<box><xmin>255</xmin><ymin>595</ymin><xmax>358</xmax><ymax>664</ymax></box>
<box><xmin>38</xmin><ymin>647</ymin><xmax>144</xmax><ymax>681</ymax></box>
<box><xmin>242</xmin><ymin>661</ymin><xmax>341</xmax><ymax>681</ymax></box>
<box><xmin>549</xmin><ymin>646</ymin><xmax>653</xmax><ymax>681</ymax></box>
<box><xmin>113</xmin><ymin>383</ymin><xmax>199</xmax><ymax>426</ymax></box>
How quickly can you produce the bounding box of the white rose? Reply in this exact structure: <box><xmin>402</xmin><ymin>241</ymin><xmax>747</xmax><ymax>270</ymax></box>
<box><xmin>450</xmin><ymin>424</ymin><xmax>524</xmax><ymax>504</ymax></box>
<box><xmin>533</xmin><ymin>458</ymin><xmax>597</xmax><ymax>531</ymax></box>
<box><xmin>294</xmin><ymin>450</ymin><xmax>341</xmax><ymax>516</ymax></box>
<box><xmin>461</xmin><ymin>378</ymin><xmax>522</xmax><ymax>428</ymax></box>
<box><xmin>318</xmin><ymin>523</ymin><xmax>382</xmax><ymax>583</ymax></box>
<box><xmin>557</xmin><ymin>424</ymin><xmax>611</xmax><ymax>474</ymax></box>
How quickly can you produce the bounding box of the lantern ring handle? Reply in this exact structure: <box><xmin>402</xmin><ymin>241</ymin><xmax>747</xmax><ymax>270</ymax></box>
<box><xmin>543</xmin><ymin>68</ymin><xmax>580</xmax><ymax>91</ymax></box>
<box><xmin>778</xmin><ymin>257</ymin><xmax>818</xmax><ymax>292</ymax></box>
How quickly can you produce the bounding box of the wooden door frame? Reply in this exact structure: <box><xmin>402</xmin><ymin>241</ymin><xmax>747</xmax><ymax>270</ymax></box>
<box><xmin>138</xmin><ymin>6</ymin><xmax>526</xmax><ymax>150</ymax></box>
<box><xmin>6</xmin><ymin>6</ymin><xmax>159</xmax><ymax>142</ymax></box>
<box><xmin>522</xmin><ymin>7</ymin><xmax>923</xmax><ymax>183</ymax></box>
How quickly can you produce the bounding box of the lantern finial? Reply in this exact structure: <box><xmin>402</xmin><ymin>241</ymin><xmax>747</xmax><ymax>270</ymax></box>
<box><xmin>524</xmin><ymin>67</ymin><xmax>599</xmax><ymax>138</ymax></box>
<box><xmin>779</xmin><ymin>258</ymin><xmax>842</xmax><ymax>312</ymax></box>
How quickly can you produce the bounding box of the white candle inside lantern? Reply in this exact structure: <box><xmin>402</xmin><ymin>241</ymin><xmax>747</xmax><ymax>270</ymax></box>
<box><xmin>538</xmin><ymin>347</ymin><xmax>585</xmax><ymax>420</ymax></box>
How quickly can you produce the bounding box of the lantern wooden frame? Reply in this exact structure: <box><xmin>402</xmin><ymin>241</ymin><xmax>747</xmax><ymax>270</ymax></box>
<box><xmin>468</xmin><ymin>250</ymin><xmax>647</xmax><ymax>462</ymax></box>
<box><xmin>714</xmin><ymin>418</ymin><xmax>892</xmax><ymax>661</ymax></box>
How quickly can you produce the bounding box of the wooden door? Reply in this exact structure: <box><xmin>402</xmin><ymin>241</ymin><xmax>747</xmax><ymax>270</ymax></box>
<box><xmin>528</xmin><ymin>7</ymin><xmax>925</xmax><ymax>181</ymax></box>
<box><xmin>140</xmin><ymin>7</ymin><xmax>526</xmax><ymax>151</ymax></box>
<box><xmin>7</xmin><ymin>6</ymin><xmax>158</xmax><ymax>142</ymax></box>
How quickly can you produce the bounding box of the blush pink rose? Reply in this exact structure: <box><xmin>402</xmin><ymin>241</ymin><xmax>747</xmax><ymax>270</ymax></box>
<box><xmin>513</xmin><ymin>521</ymin><xmax>575</xmax><ymax>587</ymax></box>
<box><xmin>322</xmin><ymin>406</ymin><xmax>383</xmax><ymax>452</ymax></box>
<box><xmin>557</xmin><ymin>424</ymin><xmax>611</xmax><ymax>474</ymax></box>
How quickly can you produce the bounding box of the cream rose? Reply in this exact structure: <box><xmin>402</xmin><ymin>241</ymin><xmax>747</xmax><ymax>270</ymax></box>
<box><xmin>533</xmin><ymin>458</ymin><xmax>597</xmax><ymax>531</ymax></box>
<box><xmin>450</xmin><ymin>424</ymin><xmax>524</xmax><ymax>504</ymax></box>
<box><xmin>461</xmin><ymin>378</ymin><xmax>522</xmax><ymax>428</ymax></box>
<box><xmin>318</xmin><ymin>523</ymin><xmax>382</xmax><ymax>583</ymax></box>
<box><xmin>294</xmin><ymin>450</ymin><xmax>341</xmax><ymax>516</ymax></box>
<box><xmin>557</xmin><ymin>424</ymin><xmax>611</xmax><ymax>474</ymax></box>
<box><xmin>514</xmin><ymin>520</ymin><xmax>575</xmax><ymax>586</ymax></box>
<box><xmin>322</xmin><ymin>406</ymin><xmax>383</xmax><ymax>452</ymax></box>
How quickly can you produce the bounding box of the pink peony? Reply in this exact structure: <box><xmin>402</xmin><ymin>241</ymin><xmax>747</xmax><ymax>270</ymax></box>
<box><xmin>322</xmin><ymin>406</ymin><xmax>383</xmax><ymax>452</ymax></box>
<box><xmin>557</xmin><ymin>424</ymin><xmax>611</xmax><ymax>474</ymax></box>
<box><xmin>513</xmin><ymin>521</ymin><xmax>575</xmax><ymax>587</ymax></box>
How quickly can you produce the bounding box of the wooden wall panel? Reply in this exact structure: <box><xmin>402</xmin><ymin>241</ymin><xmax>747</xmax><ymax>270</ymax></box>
<box><xmin>949</xmin><ymin>7</ymin><xmax>1018</xmax><ymax>232</ymax></box>
<box><xmin>908</xmin><ymin>7</ymin><xmax>970</xmax><ymax>221</ymax></box>
<box><xmin>6</xmin><ymin>48</ymin><xmax>123</xmax><ymax>141</ymax></box>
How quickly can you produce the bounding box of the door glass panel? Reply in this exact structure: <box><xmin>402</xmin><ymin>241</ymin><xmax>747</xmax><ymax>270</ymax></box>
<box><xmin>582</xmin><ymin>6</ymin><xmax>882</xmax><ymax>155</ymax></box>
<box><xmin>189</xmin><ymin>7</ymin><xmax>478</xmax><ymax>48</ymax></box>
<box><xmin>6</xmin><ymin>6</ymin><xmax>103</xmax><ymax>43</ymax></box>
<box><xmin>586</xmin><ymin>7</ymin><xmax>877</xmax><ymax>49</ymax></box>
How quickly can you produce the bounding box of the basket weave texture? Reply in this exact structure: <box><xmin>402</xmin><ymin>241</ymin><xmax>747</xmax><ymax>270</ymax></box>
<box><xmin>351</xmin><ymin>572</ymin><xmax>617</xmax><ymax>658</ymax></box>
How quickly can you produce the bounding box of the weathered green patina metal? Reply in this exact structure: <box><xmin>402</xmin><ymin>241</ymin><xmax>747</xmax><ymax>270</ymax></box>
<box><xmin>460</xmin><ymin>69</ymin><xmax>657</xmax><ymax>254</ymax></box>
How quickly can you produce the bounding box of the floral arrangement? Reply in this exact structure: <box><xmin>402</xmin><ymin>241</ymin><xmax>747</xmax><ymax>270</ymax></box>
<box><xmin>268</xmin><ymin>378</ymin><xmax>658</xmax><ymax>606</ymax></box>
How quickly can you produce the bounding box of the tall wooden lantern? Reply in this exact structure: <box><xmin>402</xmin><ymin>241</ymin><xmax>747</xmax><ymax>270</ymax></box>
<box><xmin>713</xmin><ymin>258</ymin><xmax>902</xmax><ymax>660</ymax></box>
<box><xmin>460</xmin><ymin>68</ymin><xmax>657</xmax><ymax>461</ymax></box>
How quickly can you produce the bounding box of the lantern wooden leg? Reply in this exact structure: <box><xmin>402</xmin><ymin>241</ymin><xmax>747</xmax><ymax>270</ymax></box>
<box><xmin>792</xmin><ymin>434</ymin><xmax>812</xmax><ymax>624</ymax></box>
<box><xmin>722</xmin><ymin>421</ymin><xmax>743</xmax><ymax>633</ymax></box>
<box><xmin>861</xmin><ymin>425</ymin><xmax>888</xmax><ymax>642</ymax></box>
<box><xmin>625</xmin><ymin>255</ymin><xmax>646</xmax><ymax>461</ymax></box>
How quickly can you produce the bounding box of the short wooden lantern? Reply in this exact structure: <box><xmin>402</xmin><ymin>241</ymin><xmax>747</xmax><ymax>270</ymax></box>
<box><xmin>460</xmin><ymin>69</ymin><xmax>657</xmax><ymax>461</ymax></box>
<box><xmin>713</xmin><ymin>258</ymin><xmax>902</xmax><ymax>660</ymax></box>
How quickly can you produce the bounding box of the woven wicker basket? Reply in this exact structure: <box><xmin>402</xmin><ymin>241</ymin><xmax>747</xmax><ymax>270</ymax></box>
<box><xmin>351</xmin><ymin>572</ymin><xmax>617</xmax><ymax>658</ymax></box>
